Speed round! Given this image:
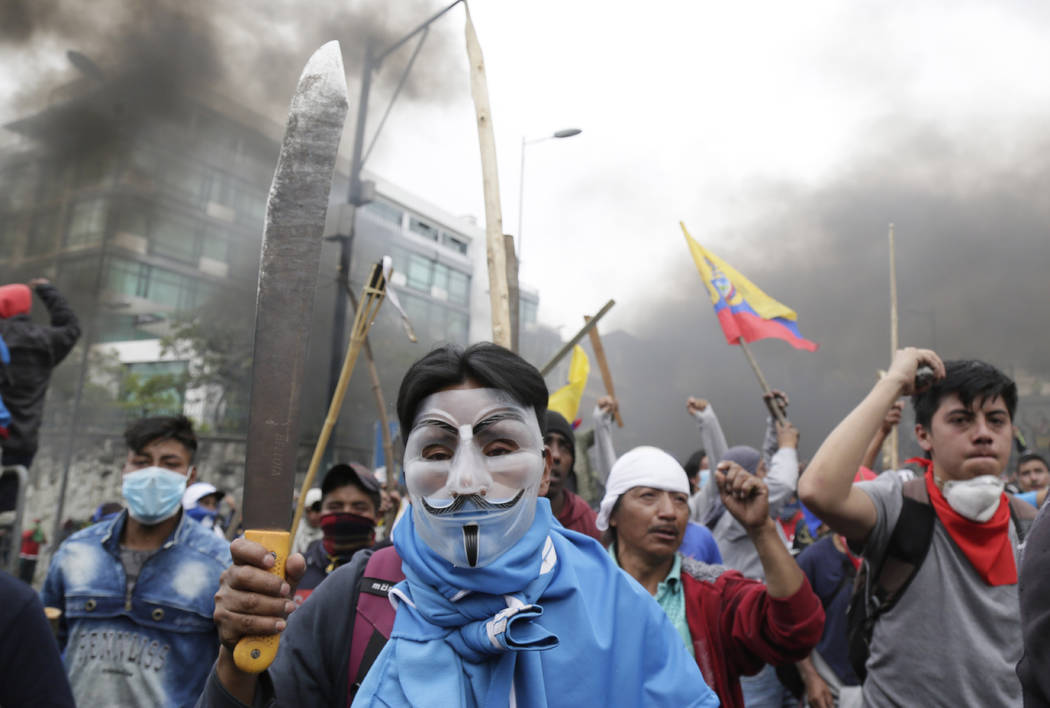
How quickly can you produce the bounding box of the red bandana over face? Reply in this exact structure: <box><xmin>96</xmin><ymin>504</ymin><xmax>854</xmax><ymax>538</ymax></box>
<box><xmin>909</xmin><ymin>459</ymin><xmax>1016</xmax><ymax>586</ymax></box>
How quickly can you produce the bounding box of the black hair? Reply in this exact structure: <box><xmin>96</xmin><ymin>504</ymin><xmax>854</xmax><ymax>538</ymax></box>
<box><xmin>321</xmin><ymin>463</ymin><xmax>381</xmax><ymax>514</ymax></box>
<box><xmin>1019</xmin><ymin>452</ymin><xmax>1049</xmax><ymax>471</ymax></box>
<box><xmin>912</xmin><ymin>360</ymin><xmax>1016</xmax><ymax>430</ymax></box>
<box><xmin>124</xmin><ymin>415</ymin><xmax>198</xmax><ymax>461</ymax></box>
<box><xmin>682</xmin><ymin>449</ymin><xmax>707</xmax><ymax>479</ymax></box>
<box><xmin>396</xmin><ymin>343</ymin><xmax>549</xmax><ymax>433</ymax></box>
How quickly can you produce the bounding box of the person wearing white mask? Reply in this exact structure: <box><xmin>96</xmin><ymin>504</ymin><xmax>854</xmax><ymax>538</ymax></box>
<box><xmin>42</xmin><ymin>415</ymin><xmax>231</xmax><ymax>708</ymax></box>
<box><xmin>801</xmin><ymin>349</ymin><xmax>1036</xmax><ymax>708</ymax></box>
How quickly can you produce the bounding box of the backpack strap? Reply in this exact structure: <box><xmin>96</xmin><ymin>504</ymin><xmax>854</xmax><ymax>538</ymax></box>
<box><xmin>868</xmin><ymin>478</ymin><xmax>935</xmax><ymax>612</ymax></box>
<box><xmin>1007</xmin><ymin>493</ymin><xmax>1037</xmax><ymax>543</ymax></box>
<box><xmin>848</xmin><ymin>477</ymin><xmax>935</xmax><ymax>680</ymax></box>
<box><xmin>347</xmin><ymin>545</ymin><xmax>405</xmax><ymax>705</ymax></box>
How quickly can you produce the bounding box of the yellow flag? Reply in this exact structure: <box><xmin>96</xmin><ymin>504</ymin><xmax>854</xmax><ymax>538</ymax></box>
<box><xmin>548</xmin><ymin>345</ymin><xmax>589</xmax><ymax>422</ymax></box>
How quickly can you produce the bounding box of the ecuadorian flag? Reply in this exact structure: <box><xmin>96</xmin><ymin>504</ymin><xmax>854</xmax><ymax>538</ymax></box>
<box><xmin>681</xmin><ymin>223</ymin><xmax>818</xmax><ymax>352</ymax></box>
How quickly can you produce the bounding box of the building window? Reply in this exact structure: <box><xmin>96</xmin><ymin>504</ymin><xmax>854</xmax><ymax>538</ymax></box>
<box><xmin>441</xmin><ymin>232</ymin><xmax>468</xmax><ymax>256</ymax></box>
<box><xmin>25</xmin><ymin>210</ymin><xmax>60</xmax><ymax>256</ymax></box>
<box><xmin>406</xmin><ymin>252</ymin><xmax>432</xmax><ymax>292</ymax></box>
<box><xmin>409</xmin><ymin>216</ymin><xmax>440</xmax><ymax>242</ymax></box>
<box><xmin>521</xmin><ymin>299</ymin><xmax>538</xmax><ymax>326</ymax></box>
<box><xmin>105</xmin><ymin>257</ymin><xmax>149</xmax><ymax>299</ymax></box>
<box><xmin>447</xmin><ymin>270</ymin><xmax>469</xmax><ymax>306</ymax></box>
<box><xmin>362</xmin><ymin>200</ymin><xmax>403</xmax><ymax>227</ymax></box>
<box><xmin>151</xmin><ymin>213</ymin><xmax>199</xmax><ymax>263</ymax></box>
<box><xmin>200</xmin><ymin>232</ymin><xmax>229</xmax><ymax>263</ymax></box>
<box><xmin>66</xmin><ymin>198</ymin><xmax>108</xmax><ymax>248</ymax></box>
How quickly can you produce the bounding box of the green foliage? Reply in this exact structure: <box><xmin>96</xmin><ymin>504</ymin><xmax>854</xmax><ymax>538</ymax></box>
<box><xmin>160</xmin><ymin>285</ymin><xmax>255</xmax><ymax>433</ymax></box>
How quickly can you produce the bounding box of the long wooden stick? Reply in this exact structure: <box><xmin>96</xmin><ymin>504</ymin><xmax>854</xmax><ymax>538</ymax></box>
<box><xmin>584</xmin><ymin>315</ymin><xmax>623</xmax><ymax>427</ymax></box>
<box><xmin>290</xmin><ymin>263</ymin><xmax>388</xmax><ymax>539</ymax></box>
<box><xmin>888</xmin><ymin>223</ymin><xmax>900</xmax><ymax>470</ymax></box>
<box><xmin>464</xmin><ymin>3</ymin><xmax>511</xmax><ymax>347</ymax></box>
<box><xmin>738</xmin><ymin>339</ymin><xmax>787</xmax><ymax>425</ymax></box>
<box><xmin>345</xmin><ymin>282</ymin><xmax>399</xmax><ymax>532</ymax></box>
<box><xmin>539</xmin><ymin>299</ymin><xmax>615</xmax><ymax>376</ymax></box>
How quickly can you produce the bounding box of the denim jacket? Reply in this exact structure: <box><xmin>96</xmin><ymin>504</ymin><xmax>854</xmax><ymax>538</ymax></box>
<box><xmin>42</xmin><ymin>510</ymin><xmax>231</xmax><ymax>708</ymax></box>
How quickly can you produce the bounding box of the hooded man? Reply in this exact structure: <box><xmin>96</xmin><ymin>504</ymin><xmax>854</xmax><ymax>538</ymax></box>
<box><xmin>42</xmin><ymin>415</ymin><xmax>230</xmax><ymax>707</ymax></box>
<box><xmin>204</xmin><ymin>343</ymin><xmax>717</xmax><ymax>708</ymax></box>
<box><xmin>599</xmin><ymin>446</ymin><xmax>823</xmax><ymax>708</ymax></box>
<box><xmin>543</xmin><ymin>410</ymin><xmax>601</xmax><ymax>541</ymax></box>
<box><xmin>0</xmin><ymin>278</ymin><xmax>80</xmax><ymax>511</ymax></box>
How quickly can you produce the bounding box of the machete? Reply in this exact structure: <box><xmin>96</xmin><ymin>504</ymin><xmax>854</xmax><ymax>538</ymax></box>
<box><xmin>233</xmin><ymin>41</ymin><xmax>349</xmax><ymax>673</ymax></box>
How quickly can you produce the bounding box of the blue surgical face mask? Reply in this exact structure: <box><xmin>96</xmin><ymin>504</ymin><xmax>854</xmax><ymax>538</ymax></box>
<box><xmin>122</xmin><ymin>466</ymin><xmax>188</xmax><ymax>525</ymax></box>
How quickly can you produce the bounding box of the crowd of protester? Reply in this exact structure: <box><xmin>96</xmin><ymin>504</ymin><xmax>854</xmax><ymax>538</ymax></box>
<box><xmin>2</xmin><ymin>337</ymin><xmax>1049</xmax><ymax>707</ymax></box>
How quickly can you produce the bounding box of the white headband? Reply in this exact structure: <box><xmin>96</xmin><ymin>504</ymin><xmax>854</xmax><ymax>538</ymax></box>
<box><xmin>596</xmin><ymin>446</ymin><xmax>690</xmax><ymax>531</ymax></box>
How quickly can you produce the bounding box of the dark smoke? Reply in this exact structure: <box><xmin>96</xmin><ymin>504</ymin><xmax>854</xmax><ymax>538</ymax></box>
<box><xmin>578</xmin><ymin>120</ymin><xmax>1050</xmax><ymax>466</ymax></box>
<box><xmin>1</xmin><ymin>0</ymin><xmax>463</xmax><ymax>145</ymax></box>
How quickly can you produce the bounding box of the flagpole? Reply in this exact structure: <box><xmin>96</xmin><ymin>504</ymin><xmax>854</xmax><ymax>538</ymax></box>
<box><xmin>888</xmin><ymin>223</ymin><xmax>900</xmax><ymax>470</ymax></box>
<box><xmin>737</xmin><ymin>339</ymin><xmax>788</xmax><ymax>425</ymax></box>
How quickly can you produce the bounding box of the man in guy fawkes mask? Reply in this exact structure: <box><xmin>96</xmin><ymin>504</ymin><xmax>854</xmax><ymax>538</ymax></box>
<box><xmin>205</xmin><ymin>344</ymin><xmax>717</xmax><ymax>708</ymax></box>
<box><xmin>42</xmin><ymin>415</ymin><xmax>231</xmax><ymax>708</ymax></box>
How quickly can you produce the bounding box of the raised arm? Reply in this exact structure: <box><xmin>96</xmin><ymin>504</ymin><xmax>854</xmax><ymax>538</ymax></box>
<box><xmin>30</xmin><ymin>279</ymin><xmax>81</xmax><ymax>364</ymax></box>
<box><xmin>686</xmin><ymin>398</ymin><xmax>728</xmax><ymax>522</ymax></box>
<box><xmin>591</xmin><ymin>396</ymin><xmax>619</xmax><ymax>486</ymax></box>
<box><xmin>799</xmin><ymin>348</ymin><xmax>945</xmax><ymax>542</ymax></box>
<box><xmin>859</xmin><ymin>400</ymin><xmax>903</xmax><ymax>471</ymax></box>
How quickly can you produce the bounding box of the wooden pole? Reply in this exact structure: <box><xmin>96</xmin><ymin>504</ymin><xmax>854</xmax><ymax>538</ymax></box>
<box><xmin>504</xmin><ymin>233</ymin><xmax>520</xmax><ymax>353</ymax></box>
<box><xmin>584</xmin><ymin>315</ymin><xmax>623</xmax><ymax>427</ymax></box>
<box><xmin>464</xmin><ymin>3</ymin><xmax>511</xmax><ymax>347</ymax></box>
<box><xmin>888</xmin><ymin>223</ymin><xmax>900</xmax><ymax>470</ymax></box>
<box><xmin>738</xmin><ymin>339</ymin><xmax>788</xmax><ymax>425</ymax></box>
<box><xmin>539</xmin><ymin>299</ymin><xmax>615</xmax><ymax>376</ymax></box>
<box><xmin>345</xmin><ymin>283</ymin><xmax>400</xmax><ymax>532</ymax></box>
<box><xmin>290</xmin><ymin>263</ymin><xmax>388</xmax><ymax>540</ymax></box>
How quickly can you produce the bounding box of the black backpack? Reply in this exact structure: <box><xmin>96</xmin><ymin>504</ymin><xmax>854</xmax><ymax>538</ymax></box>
<box><xmin>845</xmin><ymin>478</ymin><xmax>1035</xmax><ymax>681</ymax></box>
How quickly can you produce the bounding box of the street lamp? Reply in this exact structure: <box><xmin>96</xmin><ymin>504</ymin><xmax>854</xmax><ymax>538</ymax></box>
<box><xmin>517</xmin><ymin>128</ymin><xmax>582</xmax><ymax>261</ymax></box>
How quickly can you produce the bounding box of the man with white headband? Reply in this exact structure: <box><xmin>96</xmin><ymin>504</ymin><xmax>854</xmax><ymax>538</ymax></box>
<box><xmin>205</xmin><ymin>344</ymin><xmax>717</xmax><ymax>707</ymax></box>
<box><xmin>598</xmin><ymin>445</ymin><xmax>823</xmax><ymax>708</ymax></box>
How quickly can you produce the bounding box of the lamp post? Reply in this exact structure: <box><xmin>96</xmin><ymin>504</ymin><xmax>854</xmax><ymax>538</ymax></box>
<box><xmin>516</xmin><ymin>128</ymin><xmax>582</xmax><ymax>262</ymax></box>
<box><xmin>325</xmin><ymin>0</ymin><xmax>464</xmax><ymax>458</ymax></box>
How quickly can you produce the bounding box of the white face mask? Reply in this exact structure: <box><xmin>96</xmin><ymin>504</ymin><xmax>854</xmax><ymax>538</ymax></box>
<box><xmin>940</xmin><ymin>475</ymin><xmax>1005</xmax><ymax>523</ymax></box>
<box><xmin>403</xmin><ymin>388</ymin><xmax>545</xmax><ymax>568</ymax></box>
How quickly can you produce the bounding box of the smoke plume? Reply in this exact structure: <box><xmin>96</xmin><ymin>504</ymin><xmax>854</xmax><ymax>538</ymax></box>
<box><xmin>582</xmin><ymin>120</ymin><xmax>1050</xmax><ymax>466</ymax></box>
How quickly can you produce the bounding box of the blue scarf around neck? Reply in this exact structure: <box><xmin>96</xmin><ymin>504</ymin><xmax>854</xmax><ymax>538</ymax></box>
<box><xmin>352</xmin><ymin>499</ymin><xmax>719</xmax><ymax>708</ymax></box>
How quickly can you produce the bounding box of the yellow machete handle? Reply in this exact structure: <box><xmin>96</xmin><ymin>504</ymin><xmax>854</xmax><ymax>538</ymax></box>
<box><xmin>233</xmin><ymin>529</ymin><xmax>291</xmax><ymax>674</ymax></box>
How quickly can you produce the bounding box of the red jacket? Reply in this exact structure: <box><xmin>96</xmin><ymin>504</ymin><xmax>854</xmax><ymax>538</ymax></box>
<box><xmin>555</xmin><ymin>490</ymin><xmax>602</xmax><ymax>542</ymax></box>
<box><xmin>682</xmin><ymin>557</ymin><xmax>824</xmax><ymax>708</ymax></box>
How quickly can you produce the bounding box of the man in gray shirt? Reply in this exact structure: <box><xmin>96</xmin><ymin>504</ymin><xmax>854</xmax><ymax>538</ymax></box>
<box><xmin>800</xmin><ymin>348</ymin><xmax>1026</xmax><ymax>706</ymax></box>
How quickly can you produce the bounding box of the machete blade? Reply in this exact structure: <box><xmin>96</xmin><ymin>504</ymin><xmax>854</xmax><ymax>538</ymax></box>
<box><xmin>242</xmin><ymin>41</ymin><xmax>349</xmax><ymax>531</ymax></box>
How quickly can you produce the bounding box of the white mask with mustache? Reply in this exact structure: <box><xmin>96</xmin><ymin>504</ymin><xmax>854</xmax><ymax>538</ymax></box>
<box><xmin>403</xmin><ymin>388</ymin><xmax>545</xmax><ymax>568</ymax></box>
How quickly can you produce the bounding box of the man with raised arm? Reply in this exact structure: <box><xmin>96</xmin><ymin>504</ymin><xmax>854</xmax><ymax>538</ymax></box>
<box><xmin>598</xmin><ymin>446</ymin><xmax>823</xmax><ymax>708</ymax></box>
<box><xmin>799</xmin><ymin>348</ymin><xmax>1034</xmax><ymax>707</ymax></box>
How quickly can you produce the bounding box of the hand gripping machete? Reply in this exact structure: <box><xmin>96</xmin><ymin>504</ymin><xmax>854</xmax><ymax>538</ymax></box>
<box><xmin>234</xmin><ymin>41</ymin><xmax>348</xmax><ymax>673</ymax></box>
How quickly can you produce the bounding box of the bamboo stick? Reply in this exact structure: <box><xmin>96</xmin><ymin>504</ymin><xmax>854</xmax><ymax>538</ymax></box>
<box><xmin>584</xmin><ymin>315</ymin><xmax>623</xmax><ymax>427</ymax></box>
<box><xmin>888</xmin><ymin>223</ymin><xmax>900</xmax><ymax>470</ymax></box>
<box><xmin>464</xmin><ymin>3</ymin><xmax>511</xmax><ymax>347</ymax></box>
<box><xmin>290</xmin><ymin>263</ymin><xmax>388</xmax><ymax>540</ymax></box>
<box><xmin>539</xmin><ymin>299</ymin><xmax>615</xmax><ymax>376</ymax></box>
